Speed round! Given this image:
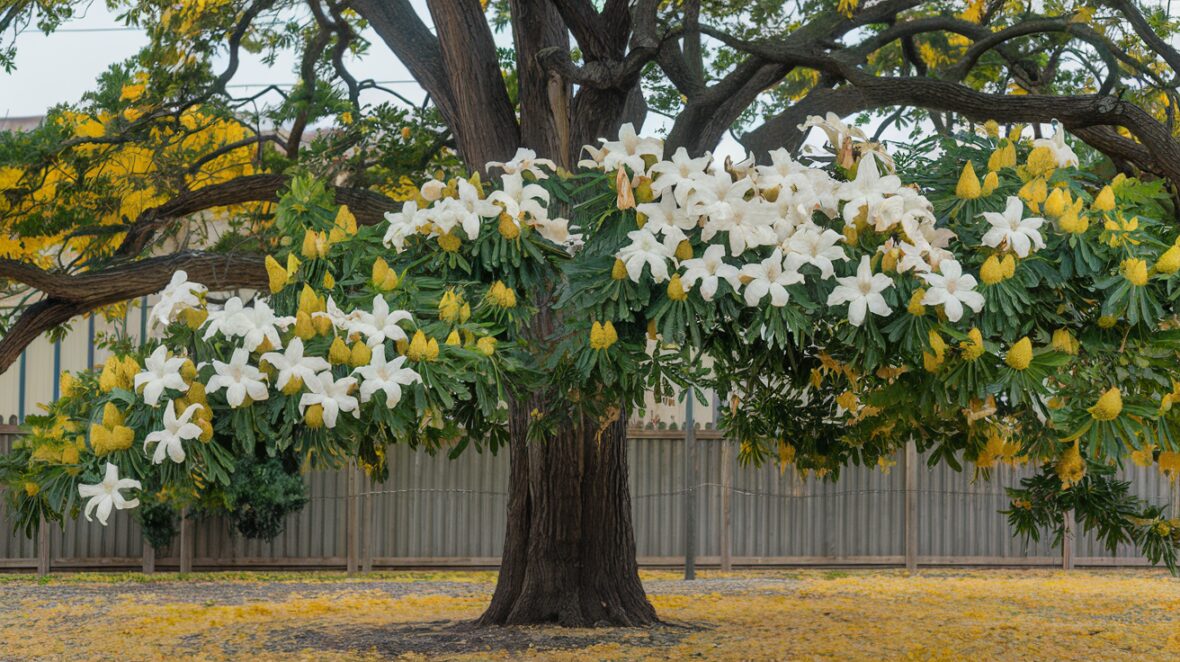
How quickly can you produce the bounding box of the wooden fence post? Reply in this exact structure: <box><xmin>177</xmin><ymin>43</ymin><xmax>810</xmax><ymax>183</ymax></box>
<box><xmin>904</xmin><ymin>439</ymin><xmax>918</xmax><ymax>571</ymax></box>
<box><xmin>179</xmin><ymin>508</ymin><xmax>193</xmax><ymax>573</ymax></box>
<box><xmin>142</xmin><ymin>542</ymin><xmax>155</xmax><ymax>574</ymax></box>
<box><xmin>347</xmin><ymin>461</ymin><xmax>359</xmax><ymax>576</ymax></box>
<box><xmin>1063</xmin><ymin>510</ymin><xmax>1076</xmax><ymax>570</ymax></box>
<box><xmin>362</xmin><ymin>470</ymin><xmax>373</xmax><ymax>573</ymax></box>
<box><xmin>720</xmin><ymin>438</ymin><xmax>732</xmax><ymax>571</ymax></box>
<box><xmin>683</xmin><ymin>398</ymin><xmax>697</xmax><ymax>580</ymax></box>
<box><xmin>36</xmin><ymin>514</ymin><xmax>49</xmax><ymax>577</ymax></box>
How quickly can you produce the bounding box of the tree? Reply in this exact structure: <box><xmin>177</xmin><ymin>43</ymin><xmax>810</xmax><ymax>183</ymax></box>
<box><xmin>5</xmin><ymin>0</ymin><xmax>1180</xmax><ymax>627</ymax></box>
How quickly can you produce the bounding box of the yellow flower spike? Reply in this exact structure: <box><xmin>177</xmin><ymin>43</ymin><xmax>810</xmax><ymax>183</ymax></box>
<box><xmin>1122</xmin><ymin>258</ymin><xmax>1149</xmax><ymax>286</ymax></box>
<box><xmin>197</xmin><ymin>419</ymin><xmax>214</xmax><ymax>442</ymax></box>
<box><xmin>1156</xmin><ymin>245</ymin><xmax>1180</xmax><ymax>274</ymax></box>
<box><xmin>497</xmin><ymin>212</ymin><xmax>521</xmax><ymax>240</ymax></box>
<box><xmin>293</xmin><ymin>311</ymin><xmax>315</xmax><ymax>340</ymax></box>
<box><xmin>349</xmin><ymin>341</ymin><xmax>372</xmax><ymax>368</ymax></box>
<box><xmin>1017</xmin><ymin>178</ymin><xmax>1047</xmax><ymax>211</ymax></box>
<box><xmin>602</xmin><ymin>321</ymin><xmax>618</xmax><ymax>347</ymax></box>
<box><xmin>445</xmin><ymin>330</ymin><xmax>461</xmax><ymax>346</ymax></box>
<box><xmin>907</xmin><ymin>288</ymin><xmax>927</xmax><ymax>316</ymax></box>
<box><xmin>1131</xmin><ymin>443</ymin><xmax>1156</xmax><ymax>468</ymax></box>
<box><xmin>189</xmin><ymin>379</ymin><xmax>210</xmax><ymax>406</ymax></box>
<box><xmin>476</xmin><ymin>336</ymin><xmax>497</xmax><ymax>356</ymax></box>
<box><xmin>304</xmin><ymin>403</ymin><xmax>325</xmax><ymax>429</ymax></box>
<box><xmin>89</xmin><ymin>423</ymin><xmax>111</xmax><ymax>453</ymax></box>
<box><xmin>300</xmin><ymin>230</ymin><xmax>317</xmax><ymax>258</ymax></box>
<box><xmin>589</xmin><ymin>321</ymin><xmax>606</xmax><ymax>349</ymax></box>
<box><xmin>1000</xmin><ymin>254</ymin><xmax>1016</xmax><ymax>279</ymax></box>
<box><xmin>983</xmin><ymin>120</ymin><xmax>999</xmax><ymax>137</ymax></box>
<box><xmin>955</xmin><ymin>161</ymin><xmax>982</xmax><ymax>199</ymax></box>
<box><xmin>1005</xmin><ymin>336</ymin><xmax>1033</xmax><ymax>370</ymax></box>
<box><xmin>328</xmin><ymin>337</ymin><xmax>351</xmax><ymax>365</ymax></box>
<box><xmin>406</xmin><ymin>330</ymin><xmax>431</xmax><ymax>361</ymax></box>
<box><xmin>60</xmin><ymin>371</ymin><xmax>79</xmax><ymax>398</ymax></box>
<box><xmin>928</xmin><ymin>329</ymin><xmax>947</xmax><ymax>360</ymax></box>
<box><xmin>265</xmin><ymin>255</ymin><xmax>288</xmax><ymax>293</ymax></box>
<box><xmin>23</xmin><ymin>482</ymin><xmax>39</xmax><ymax>497</ymax></box>
<box><xmin>1050</xmin><ymin>328</ymin><xmax>1080</xmax><ymax>355</ymax></box>
<box><xmin>322</xmin><ymin>272</ymin><xmax>336</xmax><ymax>290</ymax></box>
<box><xmin>611</xmin><ymin>258</ymin><xmax>629</xmax><ymax>280</ymax></box>
<box><xmin>1159</xmin><ymin>452</ymin><xmax>1180</xmax><ymax>479</ymax></box>
<box><xmin>1097</xmin><ymin>315</ymin><xmax>1118</xmax><ymax>329</ymax></box>
<box><xmin>425</xmin><ymin>338</ymin><xmax>440</xmax><ymax>360</ymax></box>
<box><xmin>842</xmin><ymin>223</ymin><xmax>859</xmax><ymax>245</ymax></box>
<box><xmin>674</xmin><ymin>240</ymin><xmax>694</xmax><ymax>261</ymax></box>
<box><xmin>487</xmin><ymin>281</ymin><xmax>518</xmax><ymax>308</ymax></box>
<box><xmin>180</xmin><ymin>359</ymin><xmax>197</xmax><ymax>383</ymax></box>
<box><xmin>1026</xmin><ymin>146</ymin><xmax>1057</xmax><ymax>177</ymax></box>
<box><xmin>438</xmin><ymin>232</ymin><xmax>461</xmax><ymax>252</ymax></box>
<box><xmin>371</xmin><ymin>257</ymin><xmax>391</xmax><ymax>288</ymax></box>
<box><xmin>634</xmin><ymin>177</ymin><xmax>654</xmax><ymax>203</ymax></box>
<box><xmin>1088</xmin><ymin>387</ymin><xmax>1123</xmax><ymax>421</ymax></box>
<box><xmin>102</xmin><ymin>402</ymin><xmax>124</xmax><ymax>428</ymax></box>
<box><xmin>961</xmin><ymin>328</ymin><xmax>985</xmax><ymax>361</ymax></box>
<box><xmin>285</xmin><ymin>253</ymin><xmax>300</xmax><ymax>276</ymax></box>
<box><xmin>981</xmin><ymin>171</ymin><xmax>999</xmax><ymax>196</ymax></box>
<box><xmin>667</xmin><ymin>273</ymin><xmax>688</xmax><ymax>301</ymax></box>
<box><xmin>438</xmin><ymin>290</ymin><xmax>463</xmax><ymax>322</ymax></box>
<box><xmin>1008</xmin><ymin>124</ymin><xmax>1024</xmax><ymax>143</ymax></box>
<box><xmin>980</xmin><ymin>255</ymin><xmax>1004</xmax><ymax>285</ymax></box>
<box><xmin>922</xmin><ymin>351</ymin><xmax>943</xmax><ymax>373</ymax></box>
<box><xmin>1093</xmin><ymin>185</ymin><xmax>1115</xmax><ymax>212</ymax></box>
<box><xmin>1043</xmin><ymin>188</ymin><xmax>1066</xmax><ymax>218</ymax></box>
<box><xmin>1056</xmin><ymin>442</ymin><xmax>1086</xmax><ymax>488</ymax></box>
<box><xmin>880</xmin><ymin>248</ymin><xmax>899</xmax><ymax>273</ymax></box>
<box><xmin>180</xmin><ymin>306</ymin><xmax>208</xmax><ymax>330</ymax></box>
<box><xmin>1058</xmin><ymin>209</ymin><xmax>1090</xmax><ymax>234</ymax></box>
<box><xmin>459</xmin><ymin>303</ymin><xmax>472</xmax><ymax>323</ymax></box>
<box><xmin>329</xmin><ymin>205</ymin><xmax>358</xmax><ymax>244</ymax></box>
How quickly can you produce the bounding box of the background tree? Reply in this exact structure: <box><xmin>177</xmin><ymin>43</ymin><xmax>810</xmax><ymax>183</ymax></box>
<box><xmin>5</xmin><ymin>0</ymin><xmax>1180</xmax><ymax>627</ymax></box>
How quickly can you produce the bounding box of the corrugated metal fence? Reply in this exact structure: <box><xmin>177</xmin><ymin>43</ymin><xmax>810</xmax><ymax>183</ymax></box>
<box><xmin>1</xmin><ymin>424</ymin><xmax>1176</xmax><ymax>572</ymax></box>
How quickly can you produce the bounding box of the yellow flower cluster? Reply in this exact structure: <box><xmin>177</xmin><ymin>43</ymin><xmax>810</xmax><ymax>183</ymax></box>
<box><xmin>960</xmin><ymin>328</ymin><xmax>985</xmax><ymax>361</ymax></box>
<box><xmin>1087</xmin><ymin>387</ymin><xmax>1122</xmax><ymax>421</ymax></box>
<box><xmin>371</xmin><ymin>258</ymin><xmax>400</xmax><ymax>291</ymax></box>
<box><xmin>90</xmin><ymin>403</ymin><xmax>136</xmax><ymax>456</ymax></box>
<box><xmin>406</xmin><ymin>330</ymin><xmax>440</xmax><ymax>361</ymax></box>
<box><xmin>438</xmin><ymin>290</ymin><xmax>471</xmax><ymax>323</ymax></box>
<box><xmin>923</xmin><ymin>330</ymin><xmax>947</xmax><ymax>372</ymax></box>
<box><xmin>1050</xmin><ymin>328</ymin><xmax>1079</xmax><ymax>355</ymax></box>
<box><xmin>1056</xmin><ymin>441</ymin><xmax>1086</xmax><ymax>488</ymax></box>
<box><xmin>980</xmin><ymin>254</ymin><xmax>1016</xmax><ymax>285</ymax></box>
<box><xmin>265</xmin><ymin>254</ymin><xmax>300</xmax><ymax>293</ymax></box>
<box><xmin>1005</xmin><ymin>337</ymin><xmax>1032</xmax><ymax>370</ymax></box>
<box><xmin>294</xmin><ymin>285</ymin><xmax>334</xmax><ymax>339</ymax></box>
<box><xmin>486</xmin><ymin>281</ymin><xmax>518</xmax><ymax>308</ymax></box>
<box><xmin>174</xmin><ymin>383</ymin><xmax>214</xmax><ymax>442</ymax></box>
<box><xmin>98</xmin><ymin>356</ymin><xmax>140</xmax><ymax>393</ymax></box>
<box><xmin>589</xmin><ymin>321</ymin><xmax>619</xmax><ymax>350</ymax></box>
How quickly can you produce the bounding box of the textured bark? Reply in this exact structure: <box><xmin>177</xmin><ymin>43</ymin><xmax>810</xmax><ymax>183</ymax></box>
<box><xmin>478</xmin><ymin>401</ymin><xmax>656</xmax><ymax>627</ymax></box>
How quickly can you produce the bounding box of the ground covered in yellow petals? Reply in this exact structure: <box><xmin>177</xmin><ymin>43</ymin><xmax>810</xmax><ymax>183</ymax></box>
<box><xmin>2</xmin><ymin>568</ymin><xmax>1179</xmax><ymax>660</ymax></box>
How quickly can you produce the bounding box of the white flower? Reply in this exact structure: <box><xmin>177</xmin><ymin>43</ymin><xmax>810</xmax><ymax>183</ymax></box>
<box><xmin>920</xmin><ymin>259</ymin><xmax>985</xmax><ymax>322</ymax></box>
<box><xmin>1032</xmin><ymin>125</ymin><xmax>1079</xmax><ymax>168</ymax></box>
<box><xmin>649</xmin><ymin>147</ymin><xmax>711</xmax><ymax>204</ymax></box>
<box><xmin>616</xmin><ymin>229</ymin><xmax>674</xmax><ymax>283</ymax></box>
<box><xmin>488</xmin><ymin>172</ymin><xmax>550</xmax><ymax>224</ymax></box>
<box><xmin>203</xmin><ymin>296</ymin><xmax>290</xmax><ymax>351</ymax></box>
<box><xmin>420</xmin><ymin>179</ymin><xmax>446</xmax><ymax>202</ymax></box>
<box><xmin>980</xmin><ymin>196</ymin><xmax>1045</xmax><ymax>258</ymax></box>
<box><xmin>261</xmin><ymin>337</ymin><xmax>330</xmax><ymax>392</ymax></box>
<box><xmin>740</xmin><ymin>249</ymin><xmax>805</xmax><ymax>307</ymax></box>
<box><xmin>348</xmin><ymin>295</ymin><xmax>413</xmax><ymax>347</ymax></box>
<box><xmin>354</xmin><ymin>345</ymin><xmax>421</xmax><ymax>408</ymax></box>
<box><xmin>827</xmin><ymin>255</ymin><xmax>894</xmax><ymax>326</ymax></box>
<box><xmin>681</xmin><ymin>244</ymin><xmax>741</xmax><ymax>301</ymax></box>
<box><xmin>486</xmin><ymin>147</ymin><xmax>557</xmax><ymax>179</ymax></box>
<box><xmin>133</xmin><ymin>345</ymin><xmax>188</xmax><ymax>407</ymax></box>
<box><xmin>206</xmin><ymin>348</ymin><xmax>269</xmax><ymax>408</ymax></box>
<box><xmin>383</xmin><ymin>200</ymin><xmax>426</xmax><ymax>252</ymax></box>
<box><xmin>533</xmin><ymin>216</ymin><xmax>582</xmax><ymax>248</ymax></box>
<box><xmin>78</xmin><ymin>463</ymin><xmax>141</xmax><ymax>525</ymax></box>
<box><xmin>149</xmin><ymin>271</ymin><xmax>206</xmax><ymax>329</ymax></box>
<box><xmin>424</xmin><ymin>197</ymin><xmax>481</xmax><ymax>239</ymax></box>
<box><xmin>636</xmin><ymin>193</ymin><xmax>694</xmax><ymax>236</ymax></box>
<box><xmin>838</xmin><ymin>153</ymin><xmax>902</xmax><ymax>224</ymax></box>
<box><xmin>143</xmin><ymin>401</ymin><xmax>203</xmax><ymax>464</ymax></box>
<box><xmin>701</xmin><ymin>195</ymin><xmax>777</xmax><ymax>256</ymax></box>
<box><xmin>299</xmin><ymin>372</ymin><xmax>360</xmax><ymax>429</ymax></box>
<box><xmin>598</xmin><ymin>122</ymin><xmax>663</xmax><ymax>174</ymax></box>
<box><xmin>785</xmin><ymin>225</ymin><xmax>847</xmax><ymax>279</ymax></box>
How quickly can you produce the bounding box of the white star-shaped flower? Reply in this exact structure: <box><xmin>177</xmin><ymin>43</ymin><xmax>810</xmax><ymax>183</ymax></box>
<box><xmin>980</xmin><ymin>196</ymin><xmax>1045</xmax><ymax>258</ymax></box>
<box><xmin>616</xmin><ymin>229</ymin><xmax>674</xmax><ymax>283</ymax></box>
<box><xmin>827</xmin><ymin>255</ymin><xmax>894</xmax><ymax>326</ymax></box>
<box><xmin>143</xmin><ymin>401</ymin><xmax>203</xmax><ymax>464</ymax></box>
<box><xmin>206</xmin><ymin>348</ymin><xmax>269</xmax><ymax>408</ymax></box>
<box><xmin>486</xmin><ymin>147</ymin><xmax>557</xmax><ymax>179</ymax></box>
<box><xmin>739</xmin><ymin>249</ymin><xmax>805</xmax><ymax>307</ymax></box>
<box><xmin>681</xmin><ymin>244</ymin><xmax>741</xmax><ymax>301</ymax></box>
<box><xmin>78</xmin><ymin>463</ymin><xmax>141</xmax><ymax>525</ymax></box>
<box><xmin>148</xmin><ymin>271</ymin><xmax>206</xmax><ymax>329</ymax></box>
<box><xmin>920</xmin><ymin>259</ymin><xmax>985</xmax><ymax>322</ymax></box>
<box><xmin>354</xmin><ymin>345</ymin><xmax>421</xmax><ymax>408</ymax></box>
<box><xmin>348</xmin><ymin>296</ymin><xmax>413</xmax><ymax>347</ymax></box>
<box><xmin>261</xmin><ymin>337</ymin><xmax>331</xmax><ymax>393</ymax></box>
<box><xmin>299</xmin><ymin>372</ymin><xmax>360</xmax><ymax>429</ymax></box>
<box><xmin>134</xmin><ymin>345</ymin><xmax>188</xmax><ymax>407</ymax></box>
<box><xmin>785</xmin><ymin>224</ymin><xmax>847</xmax><ymax>279</ymax></box>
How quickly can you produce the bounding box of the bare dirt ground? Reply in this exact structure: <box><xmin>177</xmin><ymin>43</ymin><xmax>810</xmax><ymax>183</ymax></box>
<box><xmin>2</xmin><ymin>568</ymin><xmax>1178</xmax><ymax>660</ymax></box>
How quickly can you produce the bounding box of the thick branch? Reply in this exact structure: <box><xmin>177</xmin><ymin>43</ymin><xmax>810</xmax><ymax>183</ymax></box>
<box><xmin>0</xmin><ymin>252</ymin><xmax>268</xmax><ymax>375</ymax></box>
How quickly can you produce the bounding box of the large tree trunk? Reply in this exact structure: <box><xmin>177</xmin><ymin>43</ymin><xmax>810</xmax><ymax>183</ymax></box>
<box><xmin>478</xmin><ymin>399</ymin><xmax>657</xmax><ymax>627</ymax></box>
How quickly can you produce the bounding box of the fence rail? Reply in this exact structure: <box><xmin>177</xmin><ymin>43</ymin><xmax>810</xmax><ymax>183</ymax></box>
<box><xmin>1</xmin><ymin>424</ymin><xmax>1176</xmax><ymax>573</ymax></box>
